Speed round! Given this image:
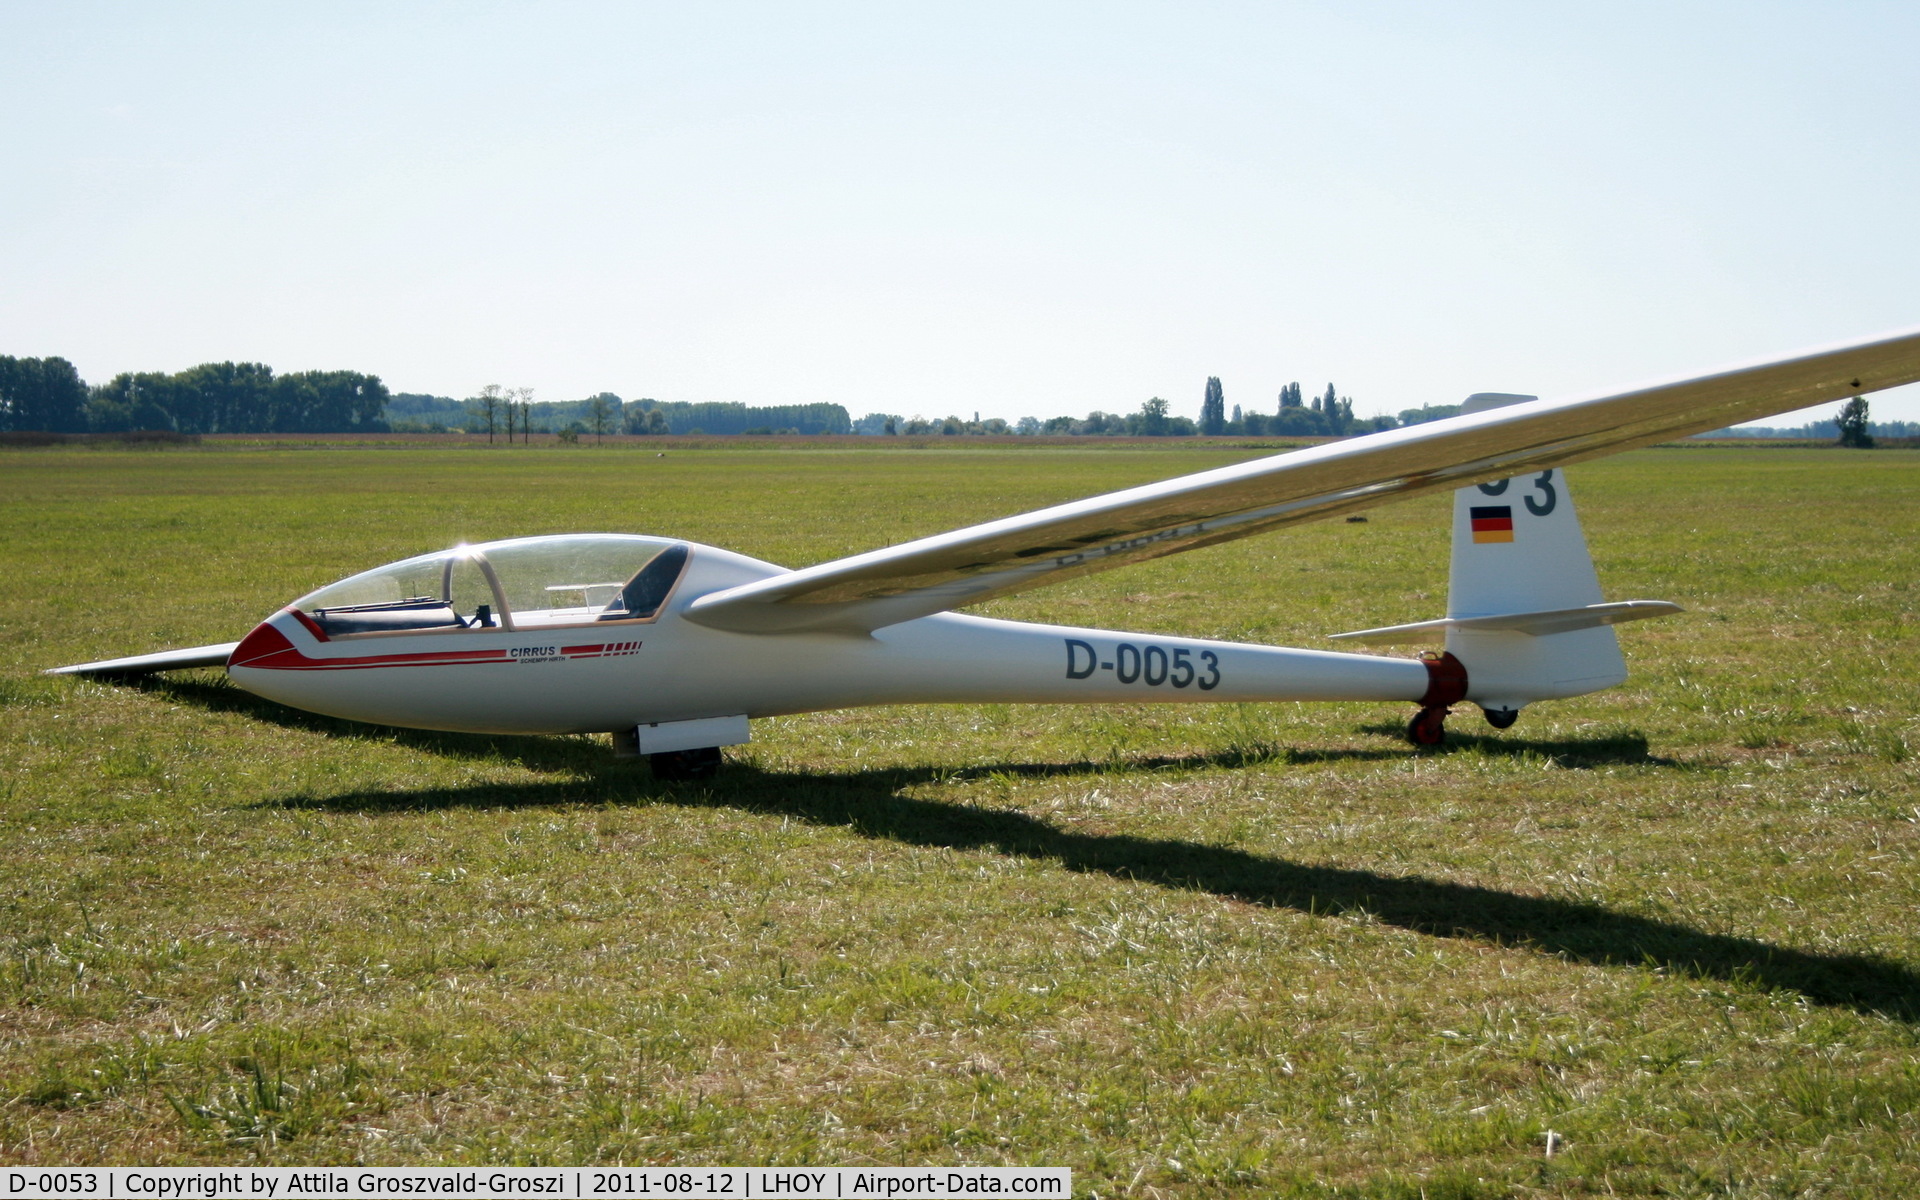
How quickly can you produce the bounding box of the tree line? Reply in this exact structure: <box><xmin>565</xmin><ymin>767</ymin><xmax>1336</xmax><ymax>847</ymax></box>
<box><xmin>0</xmin><ymin>356</ymin><xmax>89</xmax><ymax>432</ymax></box>
<box><xmin>32</xmin><ymin>355</ymin><xmax>1883</xmax><ymax>445</ymax></box>
<box><xmin>386</xmin><ymin>392</ymin><xmax>857</xmax><ymax>438</ymax></box>
<box><xmin>1697</xmin><ymin>398</ymin><xmax>1903</xmax><ymax>445</ymax></box>
<box><xmin>1</xmin><ymin>356</ymin><xmax>1434</xmax><ymax>441</ymax></box>
<box><xmin>0</xmin><ymin>356</ymin><xmax>388</xmax><ymax>434</ymax></box>
<box><xmin>856</xmin><ymin>382</ymin><xmax>1454</xmax><ymax>439</ymax></box>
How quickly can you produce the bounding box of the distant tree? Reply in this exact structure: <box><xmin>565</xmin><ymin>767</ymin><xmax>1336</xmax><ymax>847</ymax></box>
<box><xmin>198</xmin><ymin>362</ymin><xmax>273</xmax><ymax>431</ymax></box>
<box><xmin>645</xmin><ymin>409</ymin><xmax>669</xmax><ymax>435</ymax></box>
<box><xmin>589</xmin><ymin>394</ymin><xmax>613</xmax><ymax>443</ymax></box>
<box><xmin>511</xmin><ymin>388</ymin><xmax>534</xmax><ymax>444</ymax></box>
<box><xmin>1230</xmin><ymin>403</ymin><xmax>1242</xmax><ymax>428</ymax></box>
<box><xmin>1837</xmin><ymin>396</ymin><xmax>1874</xmax><ymax>448</ymax></box>
<box><xmin>269</xmin><ymin>369</ymin><xmax>388</xmax><ymax>432</ymax></box>
<box><xmin>1273</xmin><ymin>405</ymin><xmax>1322</xmax><ymax>436</ymax></box>
<box><xmin>1136</xmin><ymin>396</ymin><xmax>1172</xmax><ymax>436</ymax></box>
<box><xmin>387</xmin><ymin>393</ymin><xmax>463</xmax><ymax>425</ymax></box>
<box><xmin>1311</xmin><ymin>387</ymin><xmax>1353</xmax><ymax>435</ymax></box>
<box><xmin>477</xmin><ymin>384</ymin><xmax>504</xmax><ymax>443</ymax></box>
<box><xmin>75</xmin><ymin>361</ymin><xmax>385</xmax><ymax>434</ymax></box>
<box><xmin>0</xmin><ymin>356</ymin><xmax>89</xmax><ymax>432</ymax></box>
<box><xmin>1200</xmin><ymin>377</ymin><xmax>1226</xmax><ymax>435</ymax></box>
<box><xmin>618</xmin><ymin>399</ymin><xmax>850</xmax><ymax>436</ymax></box>
<box><xmin>1279</xmin><ymin>382</ymin><xmax>1303</xmax><ymax>409</ymax></box>
<box><xmin>622</xmin><ymin>400</ymin><xmax>660</xmax><ymax>435</ymax></box>
<box><xmin>884</xmin><ymin>416</ymin><xmax>898</xmax><ymax>435</ymax></box>
<box><xmin>1396</xmin><ymin>402</ymin><xmax>1461</xmax><ymax>427</ymax></box>
<box><xmin>88</xmin><ymin>372</ymin><xmax>175</xmax><ymax>431</ymax></box>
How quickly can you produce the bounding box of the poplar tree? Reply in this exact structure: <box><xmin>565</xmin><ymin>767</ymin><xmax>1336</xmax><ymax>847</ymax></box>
<box><xmin>1200</xmin><ymin>377</ymin><xmax>1226</xmax><ymax>435</ymax></box>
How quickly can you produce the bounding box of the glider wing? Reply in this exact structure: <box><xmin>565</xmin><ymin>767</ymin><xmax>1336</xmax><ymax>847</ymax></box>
<box><xmin>686</xmin><ymin>327</ymin><xmax>1920</xmax><ymax>634</ymax></box>
<box><xmin>44</xmin><ymin>643</ymin><xmax>239</xmax><ymax>678</ymax></box>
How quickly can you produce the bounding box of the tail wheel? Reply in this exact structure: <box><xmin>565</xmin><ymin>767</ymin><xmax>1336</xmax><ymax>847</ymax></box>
<box><xmin>1482</xmin><ymin>707</ymin><xmax>1519</xmax><ymax>729</ymax></box>
<box><xmin>1407</xmin><ymin>704</ymin><xmax>1450</xmax><ymax>747</ymax></box>
<box><xmin>650</xmin><ymin>746</ymin><xmax>723</xmax><ymax>781</ymax></box>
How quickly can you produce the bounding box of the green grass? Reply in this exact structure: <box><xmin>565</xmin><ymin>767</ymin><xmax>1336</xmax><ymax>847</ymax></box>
<box><xmin>1</xmin><ymin>442</ymin><xmax>1917</xmax><ymax>1196</ymax></box>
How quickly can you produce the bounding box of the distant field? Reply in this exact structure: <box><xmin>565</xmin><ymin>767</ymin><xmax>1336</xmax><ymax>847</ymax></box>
<box><xmin>2</xmin><ymin>443</ymin><xmax>1917</xmax><ymax>1195</ymax></box>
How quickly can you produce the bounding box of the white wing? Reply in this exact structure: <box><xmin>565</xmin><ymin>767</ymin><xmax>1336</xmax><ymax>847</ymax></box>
<box><xmin>686</xmin><ymin>326</ymin><xmax>1920</xmax><ymax>634</ymax></box>
<box><xmin>45</xmin><ymin>643</ymin><xmax>238</xmax><ymax>677</ymax></box>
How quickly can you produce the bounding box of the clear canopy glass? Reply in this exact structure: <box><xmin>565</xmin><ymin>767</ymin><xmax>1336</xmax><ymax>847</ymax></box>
<box><xmin>293</xmin><ymin>535</ymin><xmax>687</xmax><ymax>636</ymax></box>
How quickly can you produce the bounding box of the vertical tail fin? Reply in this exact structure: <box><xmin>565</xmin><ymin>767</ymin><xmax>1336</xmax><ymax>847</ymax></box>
<box><xmin>1445</xmin><ymin>393</ymin><xmax>1624</xmax><ymax>719</ymax></box>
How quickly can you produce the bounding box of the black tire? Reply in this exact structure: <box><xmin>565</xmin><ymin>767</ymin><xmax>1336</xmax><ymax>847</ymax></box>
<box><xmin>1482</xmin><ymin>707</ymin><xmax>1519</xmax><ymax>730</ymax></box>
<box><xmin>1406</xmin><ymin>705</ymin><xmax>1448</xmax><ymax>747</ymax></box>
<box><xmin>650</xmin><ymin>746</ymin><xmax>723</xmax><ymax>781</ymax></box>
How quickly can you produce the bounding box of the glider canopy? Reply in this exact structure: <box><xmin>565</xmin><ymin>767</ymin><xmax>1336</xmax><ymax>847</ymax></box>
<box><xmin>296</xmin><ymin>535</ymin><xmax>691</xmax><ymax>635</ymax></box>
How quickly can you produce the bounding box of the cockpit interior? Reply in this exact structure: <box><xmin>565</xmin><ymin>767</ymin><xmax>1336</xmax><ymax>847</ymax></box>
<box><xmin>292</xmin><ymin>536</ymin><xmax>691</xmax><ymax>637</ymax></box>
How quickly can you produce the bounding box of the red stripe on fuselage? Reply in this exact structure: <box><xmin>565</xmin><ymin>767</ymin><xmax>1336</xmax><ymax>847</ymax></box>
<box><xmin>230</xmin><ymin>615</ymin><xmax>511</xmax><ymax>672</ymax></box>
<box><xmin>230</xmin><ymin>615</ymin><xmax>642</xmax><ymax>673</ymax></box>
<box><xmin>561</xmin><ymin>641</ymin><xmax>642</xmax><ymax>658</ymax></box>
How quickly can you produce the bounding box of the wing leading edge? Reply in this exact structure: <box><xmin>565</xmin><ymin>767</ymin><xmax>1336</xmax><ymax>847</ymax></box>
<box><xmin>685</xmin><ymin>326</ymin><xmax>1920</xmax><ymax>635</ymax></box>
<box><xmin>44</xmin><ymin>643</ymin><xmax>239</xmax><ymax>678</ymax></box>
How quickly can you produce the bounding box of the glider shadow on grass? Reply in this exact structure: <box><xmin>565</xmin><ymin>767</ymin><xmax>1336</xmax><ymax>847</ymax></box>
<box><xmin>149</xmin><ymin>676</ymin><xmax>1916</xmax><ymax>1022</ymax></box>
<box><xmin>149</xmin><ymin>674</ymin><xmax>1681</xmax><ymax>773</ymax></box>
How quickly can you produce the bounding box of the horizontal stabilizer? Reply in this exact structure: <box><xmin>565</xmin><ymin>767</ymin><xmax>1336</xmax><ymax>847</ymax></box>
<box><xmin>45</xmin><ymin>643</ymin><xmax>239</xmax><ymax>677</ymax></box>
<box><xmin>1328</xmin><ymin>600</ymin><xmax>1683</xmax><ymax>645</ymax></box>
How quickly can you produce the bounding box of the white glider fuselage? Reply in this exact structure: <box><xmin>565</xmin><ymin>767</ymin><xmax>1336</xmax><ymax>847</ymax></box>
<box><xmin>55</xmin><ymin>326</ymin><xmax>1920</xmax><ymax>758</ymax></box>
<box><xmin>228</xmin><ymin>541</ymin><xmax>1431</xmax><ymax>735</ymax></box>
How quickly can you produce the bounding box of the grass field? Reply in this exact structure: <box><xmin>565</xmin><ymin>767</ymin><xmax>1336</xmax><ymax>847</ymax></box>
<box><xmin>2</xmin><ymin>442</ymin><xmax>1917</xmax><ymax>1196</ymax></box>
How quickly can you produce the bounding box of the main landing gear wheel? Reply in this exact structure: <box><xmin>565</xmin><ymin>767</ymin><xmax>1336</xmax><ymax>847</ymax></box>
<box><xmin>650</xmin><ymin>746</ymin><xmax>723</xmax><ymax>781</ymax></box>
<box><xmin>1406</xmin><ymin>704</ymin><xmax>1450</xmax><ymax>747</ymax></box>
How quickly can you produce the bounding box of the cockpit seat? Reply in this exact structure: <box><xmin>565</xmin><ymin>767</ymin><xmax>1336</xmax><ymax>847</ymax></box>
<box><xmin>311</xmin><ymin>599</ymin><xmax>467</xmax><ymax>636</ymax></box>
<box><xmin>601</xmin><ymin>544</ymin><xmax>690</xmax><ymax>621</ymax></box>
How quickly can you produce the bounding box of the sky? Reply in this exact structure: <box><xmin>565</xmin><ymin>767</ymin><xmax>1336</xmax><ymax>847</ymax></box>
<box><xmin>4</xmin><ymin>2</ymin><xmax>1919</xmax><ymax>426</ymax></box>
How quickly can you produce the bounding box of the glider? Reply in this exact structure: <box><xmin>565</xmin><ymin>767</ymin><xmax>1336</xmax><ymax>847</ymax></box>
<box><xmin>50</xmin><ymin>328</ymin><xmax>1920</xmax><ymax>778</ymax></box>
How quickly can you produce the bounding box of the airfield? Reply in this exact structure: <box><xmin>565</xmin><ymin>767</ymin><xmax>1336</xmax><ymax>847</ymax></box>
<box><xmin>2</xmin><ymin>440</ymin><xmax>1916</xmax><ymax>1194</ymax></box>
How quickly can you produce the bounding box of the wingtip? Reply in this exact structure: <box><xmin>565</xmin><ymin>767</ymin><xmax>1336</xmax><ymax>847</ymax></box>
<box><xmin>45</xmin><ymin>642</ymin><xmax>241</xmax><ymax>678</ymax></box>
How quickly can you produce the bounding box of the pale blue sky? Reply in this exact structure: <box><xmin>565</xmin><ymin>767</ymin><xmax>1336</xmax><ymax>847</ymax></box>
<box><xmin>4</xmin><ymin>2</ymin><xmax>1918</xmax><ymax>424</ymax></box>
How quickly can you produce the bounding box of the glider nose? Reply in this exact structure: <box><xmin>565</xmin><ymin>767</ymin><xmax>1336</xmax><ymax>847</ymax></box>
<box><xmin>226</xmin><ymin>608</ymin><xmax>342</xmax><ymax>716</ymax></box>
<box><xmin>228</xmin><ymin>612</ymin><xmax>308</xmax><ymax>671</ymax></box>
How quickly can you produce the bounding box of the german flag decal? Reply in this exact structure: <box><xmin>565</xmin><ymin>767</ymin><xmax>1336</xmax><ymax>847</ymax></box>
<box><xmin>1470</xmin><ymin>505</ymin><xmax>1515</xmax><ymax>543</ymax></box>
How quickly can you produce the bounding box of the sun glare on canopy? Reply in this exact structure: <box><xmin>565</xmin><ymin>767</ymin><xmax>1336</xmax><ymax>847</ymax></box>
<box><xmin>292</xmin><ymin>535</ymin><xmax>689</xmax><ymax>636</ymax></box>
